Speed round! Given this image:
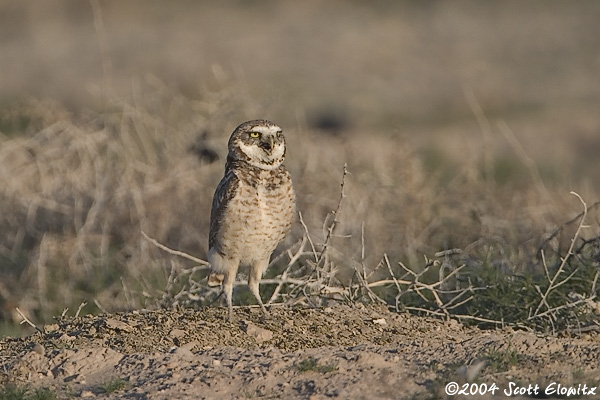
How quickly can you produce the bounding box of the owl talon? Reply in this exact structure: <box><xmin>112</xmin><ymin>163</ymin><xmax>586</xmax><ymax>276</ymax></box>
<box><xmin>207</xmin><ymin>272</ymin><xmax>225</xmax><ymax>287</ymax></box>
<box><xmin>259</xmin><ymin>303</ymin><xmax>268</xmax><ymax>317</ymax></box>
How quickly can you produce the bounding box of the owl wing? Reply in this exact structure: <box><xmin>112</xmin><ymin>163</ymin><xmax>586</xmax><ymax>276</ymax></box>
<box><xmin>209</xmin><ymin>169</ymin><xmax>240</xmax><ymax>250</ymax></box>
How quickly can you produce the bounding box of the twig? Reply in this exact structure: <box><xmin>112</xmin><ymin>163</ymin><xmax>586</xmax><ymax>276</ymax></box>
<box><xmin>533</xmin><ymin>295</ymin><xmax>597</xmax><ymax>320</ymax></box>
<box><xmin>267</xmin><ymin>237</ymin><xmax>308</xmax><ymax>305</ymax></box>
<box><xmin>349</xmin><ymin>256</ymin><xmax>387</xmax><ymax>305</ymax></box>
<box><xmin>574</xmin><ymin>234</ymin><xmax>600</xmax><ymax>255</ymax></box>
<box><xmin>540</xmin><ymin>250</ymin><xmax>550</xmax><ymax>282</ymax></box>
<box><xmin>16</xmin><ymin>307</ymin><xmax>43</xmax><ymax>333</ymax></box>
<box><xmin>360</xmin><ymin>222</ymin><xmax>368</xmax><ymax>283</ymax></box>
<box><xmin>383</xmin><ymin>254</ymin><xmax>403</xmax><ymax>294</ymax></box>
<box><xmin>94</xmin><ymin>299</ymin><xmax>108</xmax><ymax>313</ymax></box>
<box><xmin>298</xmin><ymin>211</ymin><xmax>318</xmax><ymax>262</ymax></box>
<box><xmin>318</xmin><ymin>163</ymin><xmax>348</xmax><ymax>266</ymax></box>
<box><xmin>434</xmin><ymin>249</ymin><xmax>462</xmax><ymax>257</ymax></box>
<box><xmin>75</xmin><ymin>301</ymin><xmax>87</xmax><ymax>318</ymax></box>
<box><xmin>453</xmin><ymin>314</ymin><xmax>504</xmax><ymax>325</ymax></box>
<box><xmin>141</xmin><ymin>231</ymin><xmax>210</xmax><ymax>266</ymax></box>
<box><xmin>444</xmin><ymin>294</ymin><xmax>474</xmax><ymax>311</ymax></box>
<box><xmin>538</xmin><ymin>199</ymin><xmax>600</xmax><ymax>254</ymax></box>
<box><xmin>405</xmin><ymin>306</ymin><xmax>503</xmax><ymax>325</ymax></box>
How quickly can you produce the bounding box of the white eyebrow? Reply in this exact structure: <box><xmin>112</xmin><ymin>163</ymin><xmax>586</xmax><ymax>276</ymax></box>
<box><xmin>250</xmin><ymin>125</ymin><xmax>281</xmax><ymax>135</ymax></box>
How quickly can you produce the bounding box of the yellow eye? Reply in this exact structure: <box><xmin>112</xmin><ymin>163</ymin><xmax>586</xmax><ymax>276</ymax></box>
<box><xmin>249</xmin><ymin>132</ymin><xmax>260</xmax><ymax>138</ymax></box>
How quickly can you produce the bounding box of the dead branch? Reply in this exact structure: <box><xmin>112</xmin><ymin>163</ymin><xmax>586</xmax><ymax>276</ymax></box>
<box><xmin>538</xmin><ymin>199</ymin><xmax>600</xmax><ymax>254</ymax></box>
<box><xmin>141</xmin><ymin>231</ymin><xmax>210</xmax><ymax>266</ymax></box>
<box><xmin>75</xmin><ymin>301</ymin><xmax>87</xmax><ymax>318</ymax></box>
<box><xmin>318</xmin><ymin>163</ymin><xmax>348</xmax><ymax>268</ymax></box>
<box><xmin>16</xmin><ymin>307</ymin><xmax>43</xmax><ymax>333</ymax></box>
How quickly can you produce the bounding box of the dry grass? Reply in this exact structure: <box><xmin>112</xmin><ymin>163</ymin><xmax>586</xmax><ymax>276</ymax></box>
<box><xmin>1</xmin><ymin>83</ymin><xmax>598</xmax><ymax>336</ymax></box>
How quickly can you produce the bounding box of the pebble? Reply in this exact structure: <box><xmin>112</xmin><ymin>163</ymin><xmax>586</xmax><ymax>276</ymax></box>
<box><xmin>172</xmin><ymin>347</ymin><xmax>194</xmax><ymax>358</ymax></box>
<box><xmin>105</xmin><ymin>318</ymin><xmax>134</xmax><ymax>332</ymax></box>
<box><xmin>242</xmin><ymin>321</ymin><xmax>274</xmax><ymax>343</ymax></box>
<box><xmin>170</xmin><ymin>329</ymin><xmax>186</xmax><ymax>338</ymax></box>
<box><xmin>32</xmin><ymin>343</ymin><xmax>45</xmax><ymax>354</ymax></box>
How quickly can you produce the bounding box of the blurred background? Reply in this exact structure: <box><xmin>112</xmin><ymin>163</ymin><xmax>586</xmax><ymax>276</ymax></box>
<box><xmin>1</xmin><ymin>1</ymin><xmax>599</xmax><ymax>335</ymax></box>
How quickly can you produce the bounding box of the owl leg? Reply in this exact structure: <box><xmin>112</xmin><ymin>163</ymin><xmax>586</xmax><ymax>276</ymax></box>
<box><xmin>208</xmin><ymin>249</ymin><xmax>239</xmax><ymax>321</ymax></box>
<box><xmin>223</xmin><ymin>269</ymin><xmax>236</xmax><ymax>321</ymax></box>
<box><xmin>248</xmin><ymin>258</ymin><xmax>269</xmax><ymax>316</ymax></box>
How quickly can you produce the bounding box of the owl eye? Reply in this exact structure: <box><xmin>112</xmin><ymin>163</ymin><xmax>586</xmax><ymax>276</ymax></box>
<box><xmin>249</xmin><ymin>132</ymin><xmax>260</xmax><ymax>138</ymax></box>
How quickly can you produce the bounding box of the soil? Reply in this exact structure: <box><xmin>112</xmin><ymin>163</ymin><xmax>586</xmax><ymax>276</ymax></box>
<box><xmin>1</xmin><ymin>303</ymin><xmax>599</xmax><ymax>399</ymax></box>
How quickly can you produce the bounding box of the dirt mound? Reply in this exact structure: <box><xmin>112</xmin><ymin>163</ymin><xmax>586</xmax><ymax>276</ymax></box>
<box><xmin>1</xmin><ymin>304</ymin><xmax>599</xmax><ymax>399</ymax></box>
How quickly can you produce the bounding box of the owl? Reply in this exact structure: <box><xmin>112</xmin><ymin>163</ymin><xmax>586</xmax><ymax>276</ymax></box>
<box><xmin>207</xmin><ymin>120</ymin><xmax>296</xmax><ymax>320</ymax></box>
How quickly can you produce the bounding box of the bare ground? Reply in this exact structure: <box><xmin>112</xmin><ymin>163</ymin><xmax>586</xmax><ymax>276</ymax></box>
<box><xmin>1</xmin><ymin>304</ymin><xmax>599</xmax><ymax>399</ymax></box>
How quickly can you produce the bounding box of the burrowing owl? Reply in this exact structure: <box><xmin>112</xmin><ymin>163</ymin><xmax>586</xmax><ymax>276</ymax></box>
<box><xmin>207</xmin><ymin>120</ymin><xmax>295</xmax><ymax>319</ymax></box>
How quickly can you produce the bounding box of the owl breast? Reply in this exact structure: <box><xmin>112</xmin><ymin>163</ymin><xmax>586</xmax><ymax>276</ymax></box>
<box><xmin>218</xmin><ymin>167</ymin><xmax>295</xmax><ymax>263</ymax></box>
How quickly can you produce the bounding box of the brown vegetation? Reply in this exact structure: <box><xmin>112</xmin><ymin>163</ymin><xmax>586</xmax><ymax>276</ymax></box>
<box><xmin>1</xmin><ymin>87</ymin><xmax>599</xmax><ymax>337</ymax></box>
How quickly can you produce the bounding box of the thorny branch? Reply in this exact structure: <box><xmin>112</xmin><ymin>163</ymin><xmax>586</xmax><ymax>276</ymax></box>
<box><xmin>530</xmin><ymin>192</ymin><xmax>595</xmax><ymax>324</ymax></box>
<box><xmin>538</xmin><ymin>198</ymin><xmax>600</xmax><ymax>255</ymax></box>
<box><xmin>146</xmin><ymin>169</ymin><xmax>600</xmax><ymax>334</ymax></box>
<box><xmin>317</xmin><ymin>163</ymin><xmax>348</xmax><ymax>275</ymax></box>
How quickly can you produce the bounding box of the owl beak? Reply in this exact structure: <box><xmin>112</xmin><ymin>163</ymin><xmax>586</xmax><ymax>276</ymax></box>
<box><xmin>260</xmin><ymin>136</ymin><xmax>275</xmax><ymax>155</ymax></box>
<box><xmin>269</xmin><ymin>136</ymin><xmax>275</xmax><ymax>154</ymax></box>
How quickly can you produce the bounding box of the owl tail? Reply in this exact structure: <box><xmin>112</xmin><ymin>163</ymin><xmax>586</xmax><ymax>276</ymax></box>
<box><xmin>207</xmin><ymin>271</ymin><xmax>225</xmax><ymax>287</ymax></box>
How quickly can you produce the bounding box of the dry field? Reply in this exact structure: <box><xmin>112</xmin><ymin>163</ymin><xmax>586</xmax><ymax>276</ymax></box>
<box><xmin>1</xmin><ymin>1</ymin><xmax>600</xmax><ymax>398</ymax></box>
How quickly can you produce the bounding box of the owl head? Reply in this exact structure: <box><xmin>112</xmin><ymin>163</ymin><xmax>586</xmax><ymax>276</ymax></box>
<box><xmin>228</xmin><ymin>120</ymin><xmax>286</xmax><ymax>170</ymax></box>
